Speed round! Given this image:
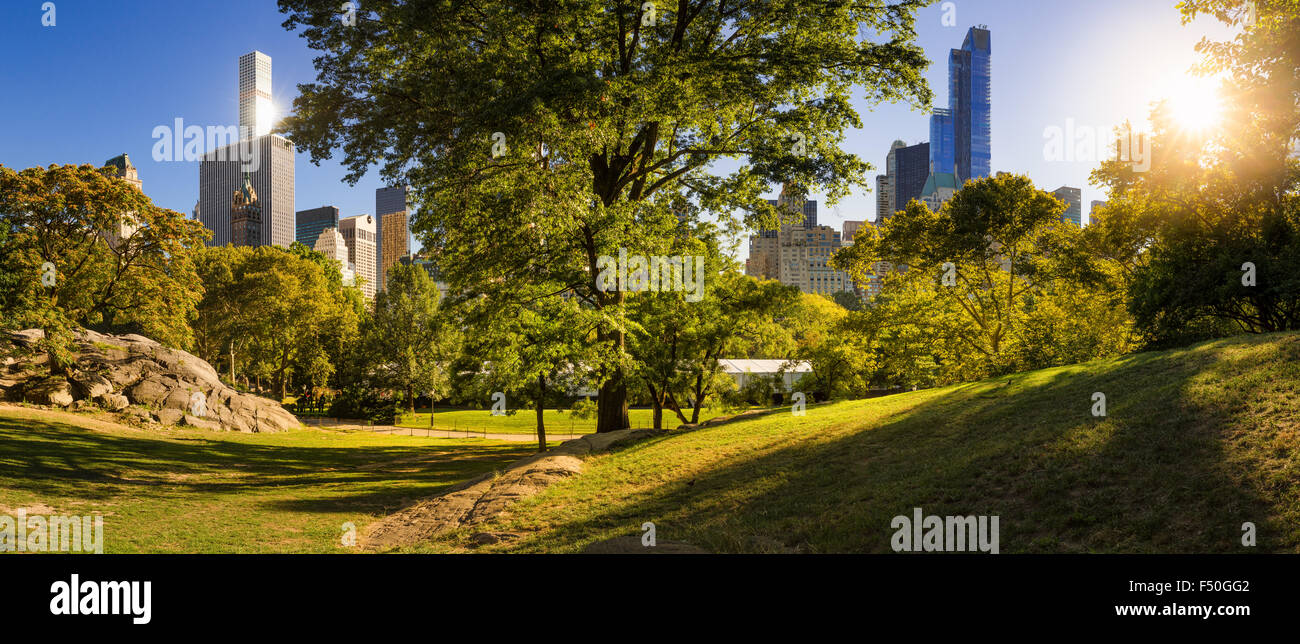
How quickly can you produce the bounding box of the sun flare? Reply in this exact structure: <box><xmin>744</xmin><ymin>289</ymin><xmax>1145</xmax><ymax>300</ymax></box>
<box><xmin>1164</xmin><ymin>76</ymin><xmax>1222</xmax><ymax>132</ymax></box>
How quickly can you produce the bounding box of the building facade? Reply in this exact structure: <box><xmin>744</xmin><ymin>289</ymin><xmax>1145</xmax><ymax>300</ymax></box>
<box><xmin>875</xmin><ymin>174</ymin><xmax>891</xmax><ymax>222</ymax></box>
<box><xmin>375</xmin><ymin>186</ymin><xmax>409</xmax><ymax>292</ymax></box>
<box><xmin>230</xmin><ymin>174</ymin><xmax>262</xmax><ymax>247</ymax></box>
<box><xmin>296</xmin><ymin>206</ymin><xmax>339</xmax><ymax>247</ymax></box>
<box><xmin>312</xmin><ymin>227</ymin><xmax>356</xmax><ymax>287</ymax></box>
<box><xmin>921</xmin><ymin>172</ymin><xmax>960</xmax><ymax>211</ymax></box>
<box><xmin>747</xmin><ymin>183</ymin><xmax>817</xmax><ymax>280</ymax></box>
<box><xmin>778</xmin><ymin>224</ymin><xmax>854</xmax><ymax>295</ymax></box>
<box><xmin>894</xmin><ymin>142</ymin><xmax>931</xmax><ymax>212</ymax></box>
<box><xmin>102</xmin><ymin>153</ymin><xmax>142</xmax><ymax>248</ymax></box>
<box><xmin>339</xmin><ymin>214</ymin><xmax>377</xmax><ymax>301</ymax></box>
<box><xmin>929</xmin><ymin>108</ymin><xmax>955</xmax><ymax>176</ymax></box>
<box><xmin>1052</xmin><ymin>186</ymin><xmax>1082</xmax><ymax>227</ymax></box>
<box><xmin>238</xmin><ymin>51</ymin><xmax>274</xmax><ymax>138</ymax></box>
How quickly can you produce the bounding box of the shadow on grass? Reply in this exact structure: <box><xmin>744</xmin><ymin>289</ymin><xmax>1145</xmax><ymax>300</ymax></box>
<box><xmin>481</xmin><ymin>333</ymin><xmax>1299</xmax><ymax>553</ymax></box>
<box><xmin>0</xmin><ymin>418</ymin><xmax>532</xmax><ymax>516</ymax></box>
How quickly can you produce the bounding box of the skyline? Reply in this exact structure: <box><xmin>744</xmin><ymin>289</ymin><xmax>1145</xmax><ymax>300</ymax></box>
<box><xmin>0</xmin><ymin>0</ymin><xmax>1233</xmax><ymax>258</ymax></box>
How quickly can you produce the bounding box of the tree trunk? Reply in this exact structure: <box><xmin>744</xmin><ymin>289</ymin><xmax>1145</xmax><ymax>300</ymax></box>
<box><xmin>596</xmin><ymin>328</ymin><xmax>630</xmax><ymax>433</ymax></box>
<box><xmin>535</xmin><ymin>373</ymin><xmax>548</xmax><ymax>452</ymax></box>
<box><xmin>406</xmin><ymin>385</ymin><xmax>415</xmax><ymax>413</ymax></box>
<box><xmin>597</xmin><ymin>372</ymin><xmax>629</xmax><ymax>433</ymax></box>
<box><xmin>665</xmin><ymin>390</ymin><xmax>691</xmax><ymax>425</ymax></box>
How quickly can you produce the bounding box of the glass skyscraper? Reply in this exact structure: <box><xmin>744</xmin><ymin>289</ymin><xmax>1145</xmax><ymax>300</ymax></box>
<box><xmin>929</xmin><ymin>109</ymin><xmax>954</xmax><ymax>175</ymax></box>
<box><xmin>929</xmin><ymin>27</ymin><xmax>991</xmax><ymax>185</ymax></box>
<box><xmin>295</xmin><ymin>206</ymin><xmax>339</xmax><ymax>247</ymax></box>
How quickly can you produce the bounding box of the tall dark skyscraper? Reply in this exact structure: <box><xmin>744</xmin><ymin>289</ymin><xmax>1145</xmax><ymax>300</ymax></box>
<box><xmin>929</xmin><ymin>26</ymin><xmax>991</xmax><ymax>185</ymax></box>
<box><xmin>894</xmin><ymin>142</ymin><xmax>931</xmax><ymax>211</ymax></box>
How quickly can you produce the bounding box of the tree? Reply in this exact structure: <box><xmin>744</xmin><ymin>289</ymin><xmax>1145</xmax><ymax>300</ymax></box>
<box><xmin>277</xmin><ymin>0</ymin><xmax>934</xmax><ymax>431</ymax></box>
<box><xmin>1085</xmin><ymin>1</ymin><xmax>1300</xmax><ymax>346</ymax></box>
<box><xmin>366</xmin><ymin>263</ymin><xmax>457</xmax><ymax>414</ymax></box>
<box><xmin>193</xmin><ymin>245</ymin><xmax>348</xmax><ymax>399</ymax></box>
<box><xmin>633</xmin><ymin>265</ymin><xmax>799</xmax><ymax>426</ymax></box>
<box><xmin>0</xmin><ymin>163</ymin><xmax>208</xmax><ymax>363</ymax></box>
<box><xmin>835</xmin><ymin>174</ymin><xmax>1074</xmax><ymax>371</ymax></box>
<box><xmin>459</xmin><ymin>291</ymin><xmax>593</xmax><ymax>451</ymax></box>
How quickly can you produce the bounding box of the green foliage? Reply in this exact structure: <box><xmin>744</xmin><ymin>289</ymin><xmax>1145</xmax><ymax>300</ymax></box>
<box><xmin>0</xmin><ymin>163</ymin><xmax>208</xmax><ymax>357</ymax></box>
<box><xmin>366</xmin><ymin>263</ymin><xmax>458</xmax><ymax>413</ymax></box>
<box><xmin>833</xmin><ymin>174</ymin><xmax>1135</xmax><ymax>383</ymax></box>
<box><xmin>193</xmin><ymin>244</ymin><xmax>361</xmax><ymax>399</ymax></box>
<box><xmin>567</xmin><ymin>399</ymin><xmax>598</xmax><ymax>421</ymax></box>
<box><xmin>277</xmin><ymin>0</ymin><xmax>935</xmax><ymax>430</ymax></box>
<box><xmin>1086</xmin><ymin>0</ymin><xmax>1300</xmax><ymax>347</ymax></box>
<box><xmin>328</xmin><ymin>385</ymin><xmax>400</xmax><ymax>424</ymax></box>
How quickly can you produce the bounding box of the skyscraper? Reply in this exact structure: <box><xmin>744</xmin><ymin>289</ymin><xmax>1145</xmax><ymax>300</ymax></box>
<box><xmin>874</xmin><ymin>174</ymin><xmax>891</xmax><ymax>222</ymax></box>
<box><xmin>375</xmin><ymin>186</ymin><xmax>410</xmax><ymax>292</ymax></box>
<box><xmin>746</xmin><ymin>183</ymin><xmax>818</xmax><ymax>280</ymax></box>
<box><xmin>238</xmin><ymin>51</ymin><xmax>274</xmax><ymax>138</ymax></box>
<box><xmin>929</xmin><ymin>108</ymin><xmax>955</xmax><ymax>175</ymax></box>
<box><xmin>339</xmin><ymin>214</ymin><xmax>377</xmax><ymax>301</ymax></box>
<box><xmin>929</xmin><ymin>26</ymin><xmax>991</xmax><ymax>185</ymax></box>
<box><xmin>199</xmin><ymin>51</ymin><xmax>295</xmax><ymax>248</ymax></box>
<box><xmin>312</xmin><ymin>227</ymin><xmax>356</xmax><ymax>287</ymax></box>
<box><xmin>1052</xmin><ymin>186</ymin><xmax>1082</xmax><ymax>227</ymax></box>
<box><xmin>874</xmin><ymin>140</ymin><xmax>907</xmax><ymax>221</ymax></box>
<box><xmin>296</xmin><ymin>206</ymin><xmax>339</xmax><ymax>247</ymax></box>
<box><xmin>894</xmin><ymin>142</ymin><xmax>931</xmax><ymax>211</ymax></box>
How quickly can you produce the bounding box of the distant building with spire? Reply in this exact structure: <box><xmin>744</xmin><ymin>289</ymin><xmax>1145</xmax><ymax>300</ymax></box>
<box><xmin>231</xmin><ymin>174</ymin><xmax>262</xmax><ymax>247</ymax></box>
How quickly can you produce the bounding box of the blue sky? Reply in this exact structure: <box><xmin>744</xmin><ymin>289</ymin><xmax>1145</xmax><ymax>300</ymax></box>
<box><xmin>0</xmin><ymin>0</ymin><xmax>1233</xmax><ymax>258</ymax></box>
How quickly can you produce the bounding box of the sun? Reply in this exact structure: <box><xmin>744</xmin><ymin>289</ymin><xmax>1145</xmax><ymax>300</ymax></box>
<box><xmin>1163</xmin><ymin>76</ymin><xmax>1223</xmax><ymax>132</ymax></box>
<box><xmin>255</xmin><ymin>96</ymin><xmax>278</xmax><ymax>137</ymax></box>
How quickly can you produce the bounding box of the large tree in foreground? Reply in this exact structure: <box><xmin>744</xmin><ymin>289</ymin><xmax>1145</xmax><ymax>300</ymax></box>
<box><xmin>278</xmin><ymin>0</ymin><xmax>933</xmax><ymax>431</ymax></box>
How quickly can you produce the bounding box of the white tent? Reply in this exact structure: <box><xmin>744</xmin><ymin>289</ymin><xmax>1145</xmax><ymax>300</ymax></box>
<box><xmin>717</xmin><ymin>359</ymin><xmax>812</xmax><ymax>392</ymax></box>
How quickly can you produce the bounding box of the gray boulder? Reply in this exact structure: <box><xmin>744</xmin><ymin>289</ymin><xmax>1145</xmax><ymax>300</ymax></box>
<box><xmin>96</xmin><ymin>393</ymin><xmax>130</xmax><ymax>411</ymax></box>
<box><xmin>28</xmin><ymin>379</ymin><xmax>75</xmax><ymax>407</ymax></box>
<box><xmin>3</xmin><ymin>329</ymin><xmax>299</xmax><ymax>433</ymax></box>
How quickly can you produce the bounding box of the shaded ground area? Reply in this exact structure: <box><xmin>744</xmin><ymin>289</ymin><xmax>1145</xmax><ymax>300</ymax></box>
<box><xmin>410</xmin><ymin>332</ymin><xmax>1300</xmax><ymax>553</ymax></box>
<box><xmin>0</xmin><ymin>405</ymin><xmax>533</xmax><ymax>553</ymax></box>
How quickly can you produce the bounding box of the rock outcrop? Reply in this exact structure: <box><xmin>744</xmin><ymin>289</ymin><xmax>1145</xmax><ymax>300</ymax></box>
<box><xmin>0</xmin><ymin>329</ymin><xmax>298</xmax><ymax>433</ymax></box>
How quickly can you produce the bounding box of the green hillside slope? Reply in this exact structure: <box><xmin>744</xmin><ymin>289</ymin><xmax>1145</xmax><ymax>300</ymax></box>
<box><xmin>420</xmin><ymin>332</ymin><xmax>1300</xmax><ymax>553</ymax></box>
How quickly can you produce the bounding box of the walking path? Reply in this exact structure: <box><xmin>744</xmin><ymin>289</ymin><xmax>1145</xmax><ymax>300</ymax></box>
<box><xmin>298</xmin><ymin>417</ymin><xmax>590</xmax><ymax>442</ymax></box>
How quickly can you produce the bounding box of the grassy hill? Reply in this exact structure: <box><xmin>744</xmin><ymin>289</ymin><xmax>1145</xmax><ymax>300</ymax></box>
<box><xmin>410</xmin><ymin>331</ymin><xmax>1300</xmax><ymax>553</ymax></box>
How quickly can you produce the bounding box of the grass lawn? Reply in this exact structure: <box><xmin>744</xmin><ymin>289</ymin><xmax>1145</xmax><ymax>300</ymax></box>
<box><xmin>0</xmin><ymin>408</ymin><xmax>534</xmax><ymax>553</ymax></box>
<box><xmin>406</xmin><ymin>331</ymin><xmax>1300</xmax><ymax>553</ymax></box>
<box><xmin>394</xmin><ymin>406</ymin><xmax>734</xmax><ymax>434</ymax></box>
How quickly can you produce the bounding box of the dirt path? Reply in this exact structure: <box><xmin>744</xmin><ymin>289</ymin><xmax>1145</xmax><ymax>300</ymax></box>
<box><xmin>363</xmin><ymin>428</ymin><xmax>667</xmax><ymax>550</ymax></box>
<box><xmin>300</xmin><ymin>418</ymin><xmax>590</xmax><ymax>442</ymax></box>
